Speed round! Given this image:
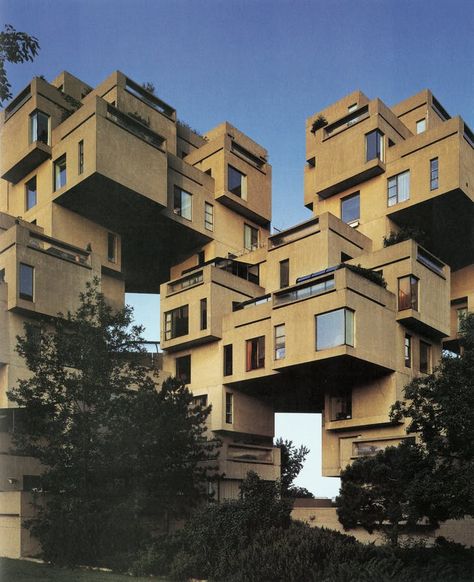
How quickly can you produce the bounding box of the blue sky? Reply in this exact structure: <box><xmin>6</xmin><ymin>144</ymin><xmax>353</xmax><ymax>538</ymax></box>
<box><xmin>2</xmin><ymin>0</ymin><xmax>473</xmax><ymax>497</ymax></box>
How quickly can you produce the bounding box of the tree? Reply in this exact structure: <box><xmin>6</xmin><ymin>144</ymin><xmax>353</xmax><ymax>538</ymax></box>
<box><xmin>0</xmin><ymin>24</ymin><xmax>40</xmax><ymax>103</ymax></box>
<box><xmin>275</xmin><ymin>437</ymin><xmax>313</xmax><ymax>498</ymax></box>
<box><xmin>8</xmin><ymin>279</ymin><xmax>218</xmax><ymax>567</ymax></box>
<box><xmin>336</xmin><ymin>441</ymin><xmax>435</xmax><ymax>546</ymax></box>
<box><xmin>390</xmin><ymin>312</ymin><xmax>474</xmax><ymax>520</ymax></box>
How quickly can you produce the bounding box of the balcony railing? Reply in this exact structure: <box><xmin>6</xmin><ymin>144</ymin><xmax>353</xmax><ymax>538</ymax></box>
<box><xmin>4</xmin><ymin>85</ymin><xmax>31</xmax><ymax>120</ymax></box>
<box><xmin>106</xmin><ymin>104</ymin><xmax>165</xmax><ymax>150</ymax></box>
<box><xmin>269</xmin><ymin>218</ymin><xmax>319</xmax><ymax>249</ymax></box>
<box><xmin>274</xmin><ymin>275</ymin><xmax>335</xmax><ymax>307</ymax></box>
<box><xmin>181</xmin><ymin>257</ymin><xmax>259</xmax><ymax>285</ymax></box>
<box><xmin>233</xmin><ymin>294</ymin><xmax>271</xmax><ymax>312</ymax></box>
<box><xmin>324</xmin><ymin>105</ymin><xmax>369</xmax><ymax>138</ymax></box>
<box><xmin>167</xmin><ymin>271</ymin><xmax>203</xmax><ymax>294</ymax></box>
<box><xmin>417</xmin><ymin>246</ymin><xmax>445</xmax><ymax>276</ymax></box>
<box><xmin>28</xmin><ymin>231</ymin><xmax>91</xmax><ymax>266</ymax></box>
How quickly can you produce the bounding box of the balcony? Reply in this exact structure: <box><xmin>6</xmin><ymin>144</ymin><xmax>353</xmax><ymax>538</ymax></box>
<box><xmin>1</xmin><ymin>140</ymin><xmax>51</xmax><ymax>184</ymax></box>
<box><xmin>219</xmin><ymin>442</ymin><xmax>281</xmax><ymax>482</ymax></box>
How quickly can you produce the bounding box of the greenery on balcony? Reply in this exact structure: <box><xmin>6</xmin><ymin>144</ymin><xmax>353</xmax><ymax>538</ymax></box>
<box><xmin>383</xmin><ymin>226</ymin><xmax>426</xmax><ymax>247</ymax></box>
<box><xmin>344</xmin><ymin>263</ymin><xmax>387</xmax><ymax>288</ymax></box>
<box><xmin>310</xmin><ymin>114</ymin><xmax>328</xmax><ymax>133</ymax></box>
<box><xmin>127</xmin><ymin>110</ymin><xmax>151</xmax><ymax>127</ymax></box>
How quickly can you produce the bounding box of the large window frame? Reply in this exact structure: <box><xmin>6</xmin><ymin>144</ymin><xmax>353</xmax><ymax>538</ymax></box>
<box><xmin>274</xmin><ymin>324</ymin><xmax>286</xmax><ymax>360</ymax></box>
<box><xmin>29</xmin><ymin>110</ymin><xmax>50</xmax><ymax>145</ymax></box>
<box><xmin>164</xmin><ymin>305</ymin><xmax>189</xmax><ymax>340</ymax></box>
<box><xmin>315</xmin><ymin>308</ymin><xmax>354</xmax><ymax>351</ymax></box>
<box><xmin>173</xmin><ymin>186</ymin><xmax>192</xmax><ymax>221</ymax></box>
<box><xmin>398</xmin><ymin>275</ymin><xmax>419</xmax><ymax>311</ymax></box>
<box><xmin>228</xmin><ymin>165</ymin><xmax>247</xmax><ymax>198</ymax></box>
<box><xmin>25</xmin><ymin>176</ymin><xmax>37</xmax><ymax>211</ymax></box>
<box><xmin>366</xmin><ymin>130</ymin><xmax>384</xmax><ymax>162</ymax></box>
<box><xmin>204</xmin><ymin>202</ymin><xmax>214</xmax><ymax>231</ymax></box>
<box><xmin>387</xmin><ymin>170</ymin><xmax>410</xmax><ymax>207</ymax></box>
<box><xmin>341</xmin><ymin>192</ymin><xmax>360</xmax><ymax>224</ymax></box>
<box><xmin>176</xmin><ymin>355</ymin><xmax>191</xmax><ymax>384</ymax></box>
<box><xmin>19</xmin><ymin>263</ymin><xmax>34</xmax><ymax>301</ymax></box>
<box><xmin>244</xmin><ymin>224</ymin><xmax>259</xmax><ymax>251</ymax></box>
<box><xmin>223</xmin><ymin>344</ymin><xmax>233</xmax><ymax>376</ymax></box>
<box><xmin>53</xmin><ymin>155</ymin><xmax>67</xmax><ymax>191</ymax></box>
<box><xmin>246</xmin><ymin>336</ymin><xmax>265</xmax><ymax>371</ymax></box>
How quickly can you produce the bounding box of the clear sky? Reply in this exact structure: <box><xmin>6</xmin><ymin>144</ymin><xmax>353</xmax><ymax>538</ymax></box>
<box><xmin>2</xmin><ymin>0</ymin><xmax>473</xmax><ymax>497</ymax></box>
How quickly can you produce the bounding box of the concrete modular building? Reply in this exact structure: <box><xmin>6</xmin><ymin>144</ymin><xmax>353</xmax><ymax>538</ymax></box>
<box><xmin>0</xmin><ymin>72</ymin><xmax>472</xmax><ymax>554</ymax></box>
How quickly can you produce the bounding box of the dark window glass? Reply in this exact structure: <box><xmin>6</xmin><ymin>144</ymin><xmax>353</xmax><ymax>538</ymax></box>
<box><xmin>225</xmin><ymin>393</ymin><xmax>233</xmax><ymax>424</ymax></box>
<box><xmin>228</xmin><ymin>165</ymin><xmax>246</xmax><ymax>197</ymax></box>
<box><xmin>176</xmin><ymin>355</ymin><xmax>191</xmax><ymax>384</ymax></box>
<box><xmin>341</xmin><ymin>192</ymin><xmax>360</xmax><ymax>223</ymax></box>
<box><xmin>224</xmin><ymin>344</ymin><xmax>233</xmax><ymax>376</ymax></box>
<box><xmin>30</xmin><ymin>110</ymin><xmax>49</xmax><ymax>144</ymax></box>
<box><xmin>246</xmin><ymin>336</ymin><xmax>265</xmax><ymax>371</ymax></box>
<box><xmin>107</xmin><ymin>232</ymin><xmax>117</xmax><ymax>263</ymax></box>
<box><xmin>200</xmin><ymin>298</ymin><xmax>207</xmax><ymax>331</ymax></box>
<box><xmin>404</xmin><ymin>334</ymin><xmax>412</xmax><ymax>367</ymax></box>
<box><xmin>430</xmin><ymin>158</ymin><xmax>439</xmax><ymax>190</ymax></box>
<box><xmin>26</xmin><ymin>177</ymin><xmax>37</xmax><ymax>210</ymax></box>
<box><xmin>398</xmin><ymin>276</ymin><xmax>418</xmax><ymax>311</ymax></box>
<box><xmin>420</xmin><ymin>341</ymin><xmax>431</xmax><ymax>374</ymax></box>
<box><xmin>330</xmin><ymin>389</ymin><xmax>352</xmax><ymax>421</ymax></box>
<box><xmin>366</xmin><ymin>130</ymin><xmax>383</xmax><ymax>162</ymax></box>
<box><xmin>78</xmin><ymin>140</ymin><xmax>84</xmax><ymax>174</ymax></box>
<box><xmin>19</xmin><ymin>263</ymin><xmax>34</xmax><ymax>301</ymax></box>
<box><xmin>280</xmin><ymin>259</ymin><xmax>289</xmax><ymax>288</ymax></box>
<box><xmin>164</xmin><ymin>306</ymin><xmax>189</xmax><ymax>340</ymax></box>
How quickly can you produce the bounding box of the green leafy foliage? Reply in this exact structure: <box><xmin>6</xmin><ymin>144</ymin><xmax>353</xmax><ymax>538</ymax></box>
<box><xmin>383</xmin><ymin>226</ymin><xmax>427</xmax><ymax>247</ymax></box>
<box><xmin>391</xmin><ymin>313</ymin><xmax>474</xmax><ymax>520</ymax></box>
<box><xmin>275</xmin><ymin>437</ymin><xmax>313</xmax><ymax>497</ymax></box>
<box><xmin>0</xmin><ymin>24</ymin><xmax>39</xmax><ymax>103</ymax></box>
<box><xmin>344</xmin><ymin>263</ymin><xmax>387</xmax><ymax>288</ymax></box>
<box><xmin>337</xmin><ymin>442</ymin><xmax>436</xmax><ymax>546</ymax></box>
<box><xmin>8</xmin><ymin>279</ymin><xmax>218</xmax><ymax>567</ymax></box>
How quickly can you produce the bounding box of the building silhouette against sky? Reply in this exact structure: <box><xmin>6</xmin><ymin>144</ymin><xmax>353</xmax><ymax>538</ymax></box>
<box><xmin>0</xmin><ymin>70</ymin><xmax>472</xmax><ymax>555</ymax></box>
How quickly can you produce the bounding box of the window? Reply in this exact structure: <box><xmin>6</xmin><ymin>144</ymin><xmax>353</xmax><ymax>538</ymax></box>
<box><xmin>176</xmin><ymin>355</ymin><xmax>191</xmax><ymax>384</ymax></box>
<box><xmin>0</xmin><ymin>268</ymin><xmax>5</xmax><ymax>283</ymax></box>
<box><xmin>398</xmin><ymin>276</ymin><xmax>418</xmax><ymax>311</ymax></box>
<box><xmin>420</xmin><ymin>341</ymin><xmax>431</xmax><ymax>374</ymax></box>
<box><xmin>416</xmin><ymin>119</ymin><xmax>426</xmax><ymax>134</ymax></box>
<box><xmin>29</xmin><ymin>110</ymin><xmax>49</xmax><ymax>144</ymax></box>
<box><xmin>274</xmin><ymin>324</ymin><xmax>285</xmax><ymax>360</ymax></box>
<box><xmin>225</xmin><ymin>392</ymin><xmax>233</xmax><ymax>424</ymax></box>
<box><xmin>430</xmin><ymin>158</ymin><xmax>439</xmax><ymax>190</ymax></box>
<box><xmin>173</xmin><ymin>186</ymin><xmax>192</xmax><ymax>220</ymax></box>
<box><xmin>200</xmin><ymin>298</ymin><xmax>207</xmax><ymax>331</ymax></box>
<box><xmin>223</xmin><ymin>344</ymin><xmax>233</xmax><ymax>376</ymax></box>
<box><xmin>316</xmin><ymin>308</ymin><xmax>354</xmax><ymax>351</ymax></box>
<box><xmin>457</xmin><ymin>307</ymin><xmax>468</xmax><ymax>332</ymax></box>
<box><xmin>387</xmin><ymin>170</ymin><xmax>410</xmax><ymax>206</ymax></box>
<box><xmin>366</xmin><ymin>130</ymin><xmax>384</xmax><ymax>162</ymax></box>
<box><xmin>204</xmin><ymin>168</ymin><xmax>212</xmax><ymax>177</ymax></box>
<box><xmin>164</xmin><ymin>305</ymin><xmax>189</xmax><ymax>340</ymax></box>
<box><xmin>404</xmin><ymin>334</ymin><xmax>412</xmax><ymax>368</ymax></box>
<box><xmin>19</xmin><ymin>263</ymin><xmax>34</xmax><ymax>301</ymax></box>
<box><xmin>78</xmin><ymin>140</ymin><xmax>84</xmax><ymax>174</ymax></box>
<box><xmin>330</xmin><ymin>389</ymin><xmax>352</xmax><ymax>421</ymax></box>
<box><xmin>25</xmin><ymin>177</ymin><xmax>37</xmax><ymax>210</ymax></box>
<box><xmin>54</xmin><ymin>155</ymin><xmax>67</xmax><ymax>190</ymax></box>
<box><xmin>107</xmin><ymin>232</ymin><xmax>117</xmax><ymax>263</ymax></box>
<box><xmin>228</xmin><ymin>165</ymin><xmax>247</xmax><ymax>198</ymax></box>
<box><xmin>192</xmin><ymin>394</ymin><xmax>208</xmax><ymax>408</ymax></box>
<box><xmin>348</xmin><ymin>103</ymin><xmax>358</xmax><ymax>112</ymax></box>
<box><xmin>197</xmin><ymin>250</ymin><xmax>205</xmax><ymax>265</ymax></box>
<box><xmin>204</xmin><ymin>202</ymin><xmax>214</xmax><ymax>231</ymax></box>
<box><xmin>279</xmin><ymin>259</ymin><xmax>289</xmax><ymax>288</ymax></box>
<box><xmin>244</xmin><ymin>224</ymin><xmax>258</xmax><ymax>251</ymax></box>
<box><xmin>341</xmin><ymin>192</ymin><xmax>360</xmax><ymax>223</ymax></box>
<box><xmin>306</xmin><ymin>156</ymin><xmax>316</xmax><ymax>168</ymax></box>
<box><xmin>246</xmin><ymin>336</ymin><xmax>265</xmax><ymax>371</ymax></box>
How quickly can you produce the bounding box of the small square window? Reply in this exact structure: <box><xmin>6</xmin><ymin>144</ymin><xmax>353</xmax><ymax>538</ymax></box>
<box><xmin>25</xmin><ymin>177</ymin><xmax>37</xmax><ymax>210</ymax></box>
<box><xmin>416</xmin><ymin>119</ymin><xmax>426</xmax><ymax>134</ymax></box>
<box><xmin>164</xmin><ymin>306</ymin><xmax>189</xmax><ymax>340</ymax></box>
<box><xmin>388</xmin><ymin>170</ymin><xmax>410</xmax><ymax>206</ymax></box>
<box><xmin>316</xmin><ymin>309</ymin><xmax>354</xmax><ymax>351</ymax></box>
<box><xmin>19</xmin><ymin>263</ymin><xmax>34</xmax><ymax>301</ymax></box>
<box><xmin>330</xmin><ymin>389</ymin><xmax>352</xmax><ymax>421</ymax></box>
